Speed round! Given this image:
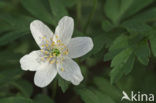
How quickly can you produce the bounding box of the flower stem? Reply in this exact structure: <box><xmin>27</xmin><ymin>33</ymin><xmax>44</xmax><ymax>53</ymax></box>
<box><xmin>52</xmin><ymin>79</ymin><xmax>57</xmax><ymax>99</ymax></box>
<box><xmin>76</xmin><ymin>0</ymin><xmax>82</xmax><ymax>30</ymax></box>
<box><xmin>83</xmin><ymin>0</ymin><xmax>97</xmax><ymax>33</ymax></box>
<box><xmin>42</xmin><ymin>87</ymin><xmax>48</xmax><ymax>95</ymax></box>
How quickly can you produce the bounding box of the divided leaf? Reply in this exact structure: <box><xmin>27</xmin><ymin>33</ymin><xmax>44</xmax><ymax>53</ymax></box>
<box><xmin>150</xmin><ymin>33</ymin><xmax>156</xmax><ymax>57</ymax></box>
<box><xmin>75</xmin><ymin>87</ymin><xmax>115</xmax><ymax>103</ymax></box>
<box><xmin>135</xmin><ymin>40</ymin><xmax>150</xmax><ymax>65</ymax></box>
<box><xmin>21</xmin><ymin>0</ymin><xmax>54</xmax><ymax>25</ymax></box>
<box><xmin>110</xmin><ymin>48</ymin><xmax>134</xmax><ymax>83</ymax></box>
<box><xmin>11</xmin><ymin>79</ymin><xmax>33</xmax><ymax>97</ymax></box>
<box><xmin>49</xmin><ymin>0</ymin><xmax>68</xmax><ymax>21</ymax></box>
<box><xmin>34</xmin><ymin>94</ymin><xmax>55</xmax><ymax>103</ymax></box>
<box><xmin>58</xmin><ymin>76</ymin><xmax>70</xmax><ymax>93</ymax></box>
<box><xmin>0</xmin><ymin>97</ymin><xmax>33</xmax><ymax>103</ymax></box>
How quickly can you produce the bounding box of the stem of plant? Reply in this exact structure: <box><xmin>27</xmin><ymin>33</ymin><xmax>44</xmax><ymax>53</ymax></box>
<box><xmin>84</xmin><ymin>0</ymin><xmax>97</xmax><ymax>33</ymax></box>
<box><xmin>76</xmin><ymin>0</ymin><xmax>82</xmax><ymax>30</ymax></box>
<box><xmin>42</xmin><ymin>87</ymin><xmax>48</xmax><ymax>95</ymax></box>
<box><xmin>52</xmin><ymin>79</ymin><xmax>57</xmax><ymax>99</ymax></box>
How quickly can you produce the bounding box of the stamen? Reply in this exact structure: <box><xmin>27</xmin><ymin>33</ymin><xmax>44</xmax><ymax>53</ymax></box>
<box><xmin>41</xmin><ymin>50</ymin><xmax>44</xmax><ymax>52</ymax></box>
<box><xmin>47</xmin><ymin>57</ymin><xmax>51</xmax><ymax>61</ymax></box>
<box><xmin>63</xmin><ymin>49</ymin><xmax>69</xmax><ymax>55</ymax></box>
<box><xmin>50</xmin><ymin>54</ymin><xmax>53</xmax><ymax>58</ymax></box>
<box><xmin>53</xmin><ymin>53</ymin><xmax>56</xmax><ymax>57</ymax></box>
<box><xmin>61</xmin><ymin>68</ymin><xmax>64</xmax><ymax>72</ymax></box>
<box><xmin>41</xmin><ymin>57</ymin><xmax>45</xmax><ymax>61</ymax></box>
<box><xmin>50</xmin><ymin>37</ymin><xmax>53</xmax><ymax>41</ymax></box>
<box><xmin>41</xmin><ymin>45</ymin><xmax>45</xmax><ymax>47</ymax></box>
<box><xmin>57</xmin><ymin>40</ymin><xmax>61</xmax><ymax>43</ymax></box>
<box><xmin>56</xmin><ymin>35</ymin><xmax>58</xmax><ymax>39</ymax></box>
<box><xmin>50</xmin><ymin>59</ymin><xmax>55</xmax><ymax>64</ymax></box>
<box><xmin>44</xmin><ymin>51</ymin><xmax>49</xmax><ymax>54</ymax></box>
<box><xmin>45</xmin><ymin>44</ymin><xmax>49</xmax><ymax>47</ymax></box>
<box><xmin>46</xmin><ymin>40</ymin><xmax>49</xmax><ymax>44</ymax></box>
<box><xmin>42</xmin><ymin>36</ymin><xmax>46</xmax><ymax>39</ymax></box>
<box><xmin>51</xmin><ymin>41</ymin><xmax>55</xmax><ymax>46</ymax></box>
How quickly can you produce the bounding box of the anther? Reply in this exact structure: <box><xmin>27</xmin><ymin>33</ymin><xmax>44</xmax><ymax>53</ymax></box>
<box><xmin>41</xmin><ymin>57</ymin><xmax>44</xmax><ymax>61</ymax></box>
<box><xmin>50</xmin><ymin>60</ymin><xmax>55</xmax><ymax>64</ymax></box>
<box><xmin>56</xmin><ymin>35</ymin><xmax>58</xmax><ymax>39</ymax></box>
<box><xmin>42</xmin><ymin>36</ymin><xmax>46</xmax><ymax>39</ymax></box>
<box><xmin>61</xmin><ymin>68</ymin><xmax>64</xmax><ymax>72</ymax></box>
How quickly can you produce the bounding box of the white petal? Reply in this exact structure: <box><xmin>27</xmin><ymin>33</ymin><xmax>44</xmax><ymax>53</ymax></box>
<box><xmin>30</xmin><ymin>20</ymin><xmax>53</xmax><ymax>48</ymax></box>
<box><xmin>34</xmin><ymin>63</ymin><xmax>57</xmax><ymax>88</ymax></box>
<box><xmin>67</xmin><ymin>37</ymin><xmax>93</xmax><ymax>58</ymax></box>
<box><xmin>57</xmin><ymin>57</ymin><xmax>83</xmax><ymax>85</ymax></box>
<box><xmin>54</xmin><ymin>16</ymin><xmax>74</xmax><ymax>45</ymax></box>
<box><xmin>20</xmin><ymin>50</ymin><xmax>42</xmax><ymax>71</ymax></box>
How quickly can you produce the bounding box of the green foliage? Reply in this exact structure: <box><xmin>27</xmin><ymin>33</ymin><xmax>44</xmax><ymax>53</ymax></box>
<box><xmin>104</xmin><ymin>0</ymin><xmax>133</xmax><ymax>24</ymax></box>
<box><xmin>134</xmin><ymin>40</ymin><xmax>150</xmax><ymax>65</ymax></box>
<box><xmin>11</xmin><ymin>79</ymin><xmax>33</xmax><ymax>97</ymax></box>
<box><xmin>149</xmin><ymin>33</ymin><xmax>156</xmax><ymax>56</ymax></box>
<box><xmin>93</xmin><ymin>77</ymin><xmax>121</xmax><ymax>101</ymax></box>
<box><xmin>0</xmin><ymin>97</ymin><xmax>33</xmax><ymax>103</ymax></box>
<box><xmin>34</xmin><ymin>94</ymin><xmax>55</xmax><ymax>103</ymax></box>
<box><xmin>75</xmin><ymin>87</ymin><xmax>115</xmax><ymax>103</ymax></box>
<box><xmin>21</xmin><ymin>0</ymin><xmax>55</xmax><ymax>25</ymax></box>
<box><xmin>0</xmin><ymin>68</ymin><xmax>23</xmax><ymax>85</ymax></box>
<box><xmin>58</xmin><ymin>76</ymin><xmax>70</xmax><ymax>93</ymax></box>
<box><xmin>49</xmin><ymin>0</ymin><xmax>68</xmax><ymax>21</ymax></box>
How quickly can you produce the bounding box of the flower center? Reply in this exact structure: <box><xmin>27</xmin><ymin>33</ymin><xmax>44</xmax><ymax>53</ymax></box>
<box><xmin>40</xmin><ymin>35</ymin><xmax>69</xmax><ymax>72</ymax></box>
<box><xmin>50</xmin><ymin>48</ymin><xmax>60</xmax><ymax>57</ymax></box>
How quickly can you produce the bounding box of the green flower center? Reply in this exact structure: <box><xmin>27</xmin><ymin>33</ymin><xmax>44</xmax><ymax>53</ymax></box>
<box><xmin>51</xmin><ymin>48</ymin><xmax>60</xmax><ymax>57</ymax></box>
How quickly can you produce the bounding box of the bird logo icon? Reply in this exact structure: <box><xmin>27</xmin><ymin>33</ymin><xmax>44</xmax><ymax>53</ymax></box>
<box><xmin>121</xmin><ymin>91</ymin><xmax>131</xmax><ymax>101</ymax></box>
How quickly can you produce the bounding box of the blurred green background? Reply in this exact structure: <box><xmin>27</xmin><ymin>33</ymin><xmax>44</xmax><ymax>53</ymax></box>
<box><xmin>1</xmin><ymin>0</ymin><xmax>156</xmax><ymax>103</ymax></box>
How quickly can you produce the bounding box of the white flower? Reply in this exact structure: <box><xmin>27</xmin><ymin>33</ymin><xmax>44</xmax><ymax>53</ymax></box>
<box><xmin>20</xmin><ymin>16</ymin><xmax>93</xmax><ymax>88</ymax></box>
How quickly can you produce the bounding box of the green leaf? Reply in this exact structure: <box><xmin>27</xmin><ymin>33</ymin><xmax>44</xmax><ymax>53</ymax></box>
<box><xmin>34</xmin><ymin>94</ymin><xmax>55</xmax><ymax>103</ymax></box>
<box><xmin>123</xmin><ymin>54</ymin><xmax>135</xmax><ymax>75</ymax></box>
<box><xmin>92</xmin><ymin>35</ymin><xmax>105</xmax><ymax>54</ymax></box>
<box><xmin>111</xmin><ymin>48</ymin><xmax>132</xmax><ymax>67</ymax></box>
<box><xmin>0</xmin><ymin>1</ymin><xmax>8</xmax><ymax>9</ymax></box>
<box><xmin>61</xmin><ymin>0</ymin><xmax>77</xmax><ymax>7</ymax></box>
<box><xmin>104</xmin><ymin>0</ymin><xmax>133</xmax><ymax>24</ymax></box>
<box><xmin>124</xmin><ymin>8</ymin><xmax>156</xmax><ymax>23</ymax></box>
<box><xmin>110</xmin><ymin>54</ymin><xmax>135</xmax><ymax>83</ymax></box>
<box><xmin>92</xmin><ymin>89</ymin><xmax>115</xmax><ymax>103</ymax></box>
<box><xmin>0</xmin><ymin>14</ymin><xmax>34</xmax><ymax>30</ymax></box>
<box><xmin>93</xmin><ymin>77</ymin><xmax>121</xmax><ymax>101</ymax></box>
<box><xmin>135</xmin><ymin>40</ymin><xmax>150</xmax><ymax>65</ymax></box>
<box><xmin>104</xmin><ymin>48</ymin><xmax>123</xmax><ymax>61</ymax></box>
<box><xmin>75</xmin><ymin>87</ymin><xmax>115</xmax><ymax>103</ymax></box>
<box><xmin>110</xmin><ymin>48</ymin><xmax>133</xmax><ymax>83</ymax></box>
<box><xmin>0</xmin><ymin>68</ymin><xmax>23</xmax><ymax>85</ymax></box>
<box><xmin>109</xmin><ymin>35</ymin><xmax>128</xmax><ymax>51</ymax></box>
<box><xmin>124</xmin><ymin>0</ymin><xmax>153</xmax><ymax>18</ymax></box>
<box><xmin>149</xmin><ymin>33</ymin><xmax>156</xmax><ymax>57</ymax></box>
<box><xmin>0</xmin><ymin>30</ymin><xmax>29</xmax><ymax>46</ymax></box>
<box><xmin>102</xmin><ymin>20</ymin><xmax>114</xmax><ymax>32</ymax></box>
<box><xmin>0</xmin><ymin>51</ymin><xmax>22</xmax><ymax>64</ymax></box>
<box><xmin>21</xmin><ymin>0</ymin><xmax>55</xmax><ymax>25</ymax></box>
<box><xmin>11</xmin><ymin>79</ymin><xmax>33</xmax><ymax>97</ymax></box>
<box><xmin>122</xmin><ymin>22</ymin><xmax>152</xmax><ymax>34</ymax></box>
<box><xmin>110</xmin><ymin>65</ymin><xmax>124</xmax><ymax>84</ymax></box>
<box><xmin>0</xmin><ymin>97</ymin><xmax>33</xmax><ymax>103</ymax></box>
<box><xmin>0</xmin><ymin>14</ymin><xmax>34</xmax><ymax>46</ymax></box>
<box><xmin>122</xmin><ymin>8</ymin><xmax>156</xmax><ymax>32</ymax></box>
<box><xmin>58</xmin><ymin>77</ymin><xmax>70</xmax><ymax>93</ymax></box>
<box><xmin>49</xmin><ymin>0</ymin><xmax>68</xmax><ymax>21</ymax></box>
